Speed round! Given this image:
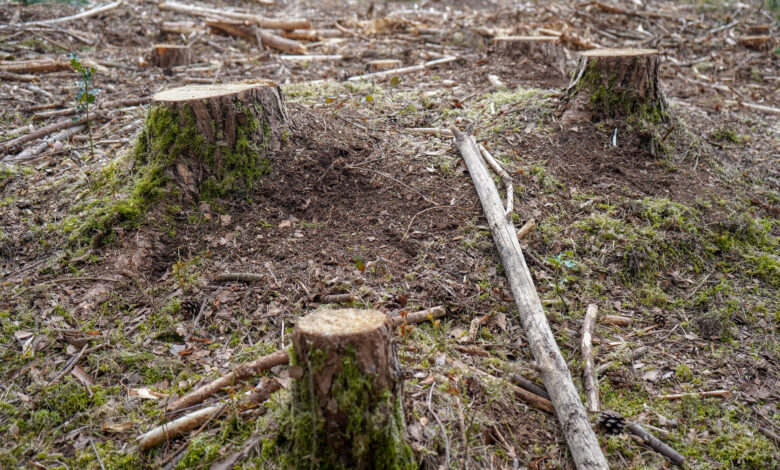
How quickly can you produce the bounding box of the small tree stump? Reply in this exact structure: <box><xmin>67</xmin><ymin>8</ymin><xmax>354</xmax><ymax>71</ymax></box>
<box><xmin>492</xmin><ymin>35</ymin><xmax>561</xmax><ymax>61</ymax></box>
<box><xmin>290</xmin><ymin>308</ymin><xmax>414</xmax><ymax>469</ymax></box>
<box><xmin>133</xmin><ymin>81</ymin><xmax>288</xmax><ymax>200</ymax></box>
<box><xmin>148</xmin><ymin>44</ymin><xmax>192</xmax><ymax>68</ymax></box>
<box><xmin>561</xmin><ymin>48</ymin><xmax>667</xmax><ymax>125</ymax></box>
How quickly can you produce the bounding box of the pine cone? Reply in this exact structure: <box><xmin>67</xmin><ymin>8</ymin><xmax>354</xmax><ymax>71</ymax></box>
<box><xmin>181</xmin><ymin>300</ymin><xmax>200</xmax><ymax>317</ymax></box>
<box><xmin>605</xmin><ymin>368</ymin><xmax>635</xmax><ymax>388</ymax></box>
<box><xmin>597</xmin><ymin>411</ymin><xmax>627</xmax><ymax>435</ymax></box>
<box><xmin>653</xmin><ymin>313</ymin><xmax>666</xmax><ymax>327</ymax></box>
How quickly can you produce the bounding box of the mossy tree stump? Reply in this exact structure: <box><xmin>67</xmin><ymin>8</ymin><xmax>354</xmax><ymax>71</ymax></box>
<box><xmin>290</xmin><ymin>308</ymin><xmax>414</xmax><ymax>470</ymax></box>
<box><xmin>133</xmin><ymin>81</ymin><xmax>287</xmax><ymax>201</ymax></box>
<box><xmin>560</xmin><ymin>48</ymin><xmax>668</xmax><ymax>125</ymax></box>
<box><xmin>148</xmin><ymin>44</ymin><xmax>192</xmax><ymax>68</ymax></box>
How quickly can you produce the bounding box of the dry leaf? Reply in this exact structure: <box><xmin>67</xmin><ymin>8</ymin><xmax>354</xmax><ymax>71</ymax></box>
<box><xmin>71</xmin><ymin>364</ymin><xmax>94</xmax><ymax>387</ymax></box>
<box><xmin>129</xmin><ymin>388</ymin><xmax>168</xmax><ymax>400</ymax></box>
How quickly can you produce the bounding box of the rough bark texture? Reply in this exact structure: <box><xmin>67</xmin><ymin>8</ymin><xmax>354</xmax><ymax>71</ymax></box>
<box><xmin>290</xmin><ymin>308</ymin><xmax>414</xmax><ymax>470</ymax></box>
<box><xmin>148</xmin><ymin>44</ymin><xmax>192</xmax><ymax>68</ymax></box>
<box><xmin>133</xmin><ymin>81</ymin><xmax>288</xmax><ymax>200</ymax></box>
<box><xmin>451</xmin><ymin>128</ymin><xmax>609</xmax><ymax>470</ymax></box>
<box><xmin>561</xmin><ymin>48</ymin><xmax>667</xmax><ymax>125</ymax></box>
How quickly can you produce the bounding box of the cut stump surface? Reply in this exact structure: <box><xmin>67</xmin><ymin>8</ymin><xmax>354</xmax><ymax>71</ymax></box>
<box><xmin>290</xmin><ymin>308</ymin><xmax>414</xmax><ymax>469</ymax></box>
<box><xmin>561</xmin><ymin>48</ymin><xmax>667</xmax><ymax>125</ymax></box>
<box><xmin>133</xmin><ymin>81</ymin><xmax>287</xmax><ymax>200</ymax></box>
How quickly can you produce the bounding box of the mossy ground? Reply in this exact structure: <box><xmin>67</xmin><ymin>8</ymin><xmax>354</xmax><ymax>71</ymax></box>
<box><xmin>1</xmin><ymin>2</ymin><xmax>779</xmax><ymax>468</ymax></box>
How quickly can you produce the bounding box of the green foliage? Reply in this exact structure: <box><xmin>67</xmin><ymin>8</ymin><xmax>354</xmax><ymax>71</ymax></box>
<box><xmin>69</xmin><ymin>53</ymin><xmax>98</xmax><ymax>158</ymax></box>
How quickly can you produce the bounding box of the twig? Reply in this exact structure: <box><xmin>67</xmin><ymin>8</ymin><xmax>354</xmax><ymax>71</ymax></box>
<box><xmin>657</xmin><ymin>390</ymin><xmax>730</xmax><ymax>400</ymax></box>
<box><xmin>390</xmin><ymin>305</ymin><xmax>447</xmax><ymax>327</ymax></box>
<box><xmin>581</xmin><ymin>304</ymin><xmax>600</xmax><ymax>413</ymax></box>
<box><xmin>393</xmin><ymin>205</ymin><xmax>457</xmax><ymax>253</ymax></box>
<box><xmin>347</xmin><ymin>56</ymin><xmax>457</xmax><ymax>82</ymax></box>
<box><xmin>510</xmin><ymin>373</ymin><xmax>551</xmax><ymax>401</ymax></box>
<box><xmin>24</xmin><ymin>0</ymin><xmax>124</xmax><ymax>26</ymax></box>
<box><xmin>600</xmin><ymin>315</ymin><xmax>632</xmax><ymax>326</ymax></box>
<box><xmin>345</xmin><ymin>165</ymin><xmax>438</xmax><ymax>204</ymax></box>
<box><xmin>139</xmin><ymin>404</ymin><xmax>226</xmax><ymax>450</ymax></box>
<box><xmin>90</xmin><ymin>438</ymin><xmax>106</xmax><ymax>470</ymax></box>
<box><xmin>427</xmin><ymin>383</ymin><xmax>450</xmax><ymax>467</ymax></box>
<box><xmin>627</xmin><ymin>423</ymin><xmax>685</xmax><ymax>467</ymax></box>
<box><xmin>167</xmin><ymin>351</ymin><xmax>290</xmax><ymax>412</ymax></box>
<box><xmin>51</xmin><ymin>343</ymin><xmax>88</xmax><ymax>383</ymax></box>
<box><xmin>213</xmin><ymin>272</ymin><xmax>264</xmax><ymax>283</ymax></box>
<box><xmin>321</xmin><ymin>293</ymin><xmax>356</xmax><ymax>304</ymax></box>
<box><xmin>477</xmin><ymin>142</ymin><xmax>513</xmax><ymax>220</ymax></box>
<box><xmin>405</xmin><ymin>127</ymin><xmax>453</xmax><ymax>137</ymax></box>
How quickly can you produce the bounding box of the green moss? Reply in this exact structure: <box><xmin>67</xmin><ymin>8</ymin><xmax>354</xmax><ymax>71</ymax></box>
<box><xmin>571</xmin><ymin>58</ymin><xmax>667</xmax><ymax>124</ymax></box>
<box><xmin>263</xmin><ymin>347</ymin><xmax>414</xmax><ymax>469</ymax></box>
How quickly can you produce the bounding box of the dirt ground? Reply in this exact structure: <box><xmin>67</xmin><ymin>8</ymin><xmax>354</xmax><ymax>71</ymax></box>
<box><xmin>1</xmin><ymin>0</ymin><xmax>779</xmax><ymax>468</ymax></box>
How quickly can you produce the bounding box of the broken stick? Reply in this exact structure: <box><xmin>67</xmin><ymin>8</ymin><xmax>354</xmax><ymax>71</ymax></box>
<box><xmin>581</xmin><ymin>304</ymin><xmax>600</xmax><ymax>413</ymax></box>
<box><xmin>451</xmin><ymin>127</ymin><xmax>607</xmax><ymax>470</ymax></box>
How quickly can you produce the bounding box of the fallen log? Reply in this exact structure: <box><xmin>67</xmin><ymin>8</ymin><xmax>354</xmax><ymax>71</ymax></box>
<box><xmin>206</xmin><ymin>20</ymin><xmax>306</xmax><ymax>54</ymax></box>
<box><xmin>451</xmin><ymin>127</ymin><xmax>608</xmax><ymax>470</ymax></box>
<box><xmin>159</xmin><ymin>1</ymin><xmax>311</xmax><ymax>30</ymax></box>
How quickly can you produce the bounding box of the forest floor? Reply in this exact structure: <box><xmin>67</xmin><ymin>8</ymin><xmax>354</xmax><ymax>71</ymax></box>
<box><xmin>1</xmin><ymin>0</ymin><xmax>779</xmax><ymax>468</ymax></box>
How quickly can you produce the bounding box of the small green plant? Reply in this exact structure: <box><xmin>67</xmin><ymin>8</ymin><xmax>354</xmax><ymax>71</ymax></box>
<box><xmin>547</xmin><ymin>251</ymin><xmax>578</xmax><ymax>313</ymax></box>
<box><xmin>69</xmin><ymin>52</ymin><xmax>98</xmax><ymax>158</ymax></box>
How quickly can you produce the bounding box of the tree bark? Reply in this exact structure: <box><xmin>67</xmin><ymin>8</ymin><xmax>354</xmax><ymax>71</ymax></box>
<box><xmin>290</xmin><ymin>308</ymin><xmax>414</xmax><ymax>470</ymax></box>
<box><xmin>148</xmin><ymin>44</ymin><xmax>191</xmax><ymax>68</ymax></box>
<box><xmin>561</xmin><ymin>48</ymin><xmax>667</xmax><ymax>125</ymax></box>
<box><xmin>451</xmin><ymin>128</ymin><xmax>608</xmax><ymax>470</ymax></box>
<box><xmin>135</xmin><ymin>81</ymin><xmax>288</xmax><ymax>200</ymax></box>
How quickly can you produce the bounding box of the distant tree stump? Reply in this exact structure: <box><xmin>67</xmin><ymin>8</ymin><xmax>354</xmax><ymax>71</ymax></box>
<box><xmin>148</xmin><ymin>44</ymin><xmax>192</xmax><ymax>68</ymax></box>
<box><xmin>560</xmin><ymin>48</ymin><xmax>668</xmax><ymax>125</ymax></box>
<box><xmin>133</xmin><ymin>81</ymin><xmax>288</xmax><ymax>200</ymax></box>
<box><xmin>492</xmin><ymin>35</ymin><xmax>561</xmax><ymax>61</ymax></box>
<box><xmin>290</xmin><ymin>308</ymin><xmax>414</xmax><ymax>470</ymax></box>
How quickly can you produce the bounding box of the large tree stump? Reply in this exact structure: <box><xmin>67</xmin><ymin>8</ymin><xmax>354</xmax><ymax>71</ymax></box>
<box><xmin>148</xmin><ymin>44</ymin><xmax>192</xmax><ymax>68</ymax></box>
<box><xmin>133</xmin><ymin>81</ymin><xmax>287</xmax><ymax>200</ymax></box>
<box><xmin>290</xmin><ymin>308</ymin><xmax>414</xmax><ymax>470</ymax></box>
<box><xmin>560</xmin><ymin>48</ymin><xmax>667</xmax><ymax>125</ymax></box>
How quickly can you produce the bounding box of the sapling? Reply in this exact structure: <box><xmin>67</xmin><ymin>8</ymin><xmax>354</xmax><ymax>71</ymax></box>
<box><xmin>69</xmin><ymin>52</ymin><xmax>98</xmax><ymax>158</ymax></box>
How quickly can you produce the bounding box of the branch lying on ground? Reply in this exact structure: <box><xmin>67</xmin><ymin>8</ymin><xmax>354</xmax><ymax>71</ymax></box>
<box><xmin>167</xmin><ymin>306</ymin><xmax>447</xmax><ymax>412</ymax></box>
<box><xmin>138</xmin><ymin>377</ymin><xmax>282</xmax><ymax>450</ymax></box>
<box><xmin>581</xmin><ymin>303</ymin><xmax>600</xmax><ymax>413</ymax></box>
<box><xmin>159</xmin><ymin>1</ymin><xmax>311</xmax><ymax>30</ymax></box>
<box><xmin>451</xmin><ymin>126</ymin><xmax>608</xmax><ymax>469</ymax></box>
<box><xmin>347</xmin><ymin>56</ymin><xmax>457</xmax><ymax>82</ymax></box>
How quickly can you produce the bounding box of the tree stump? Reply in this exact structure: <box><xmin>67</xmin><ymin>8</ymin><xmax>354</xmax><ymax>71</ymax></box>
<box><xmin>290</xmin><ymin>308</ymin><xmax>414</xmax><ymax>470</ymax></box>
<box><xmin>492</xmin><ymin>35</ymin><xmax>561</xmax><ymax>62</ymax></box>
<box><xmin>133</xmin><ymin>81</ymin><xmax>288</xmax><ymax>200</ymax></box>
<box><xmin>560</xmin><ymin>48</ymin><xmax>667</xmax><ymax>125</ymax></box>
<box><xmin>148</xmin><ymin>44</ymin><xmax>192</xmax><ymax>68</ymax></box>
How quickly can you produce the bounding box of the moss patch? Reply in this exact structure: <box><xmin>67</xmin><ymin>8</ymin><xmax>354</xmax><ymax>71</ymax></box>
<box><xmin>262</xmin><ymin>347</ymin><xmax>415</xmax><ymax>470</ymax></box>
